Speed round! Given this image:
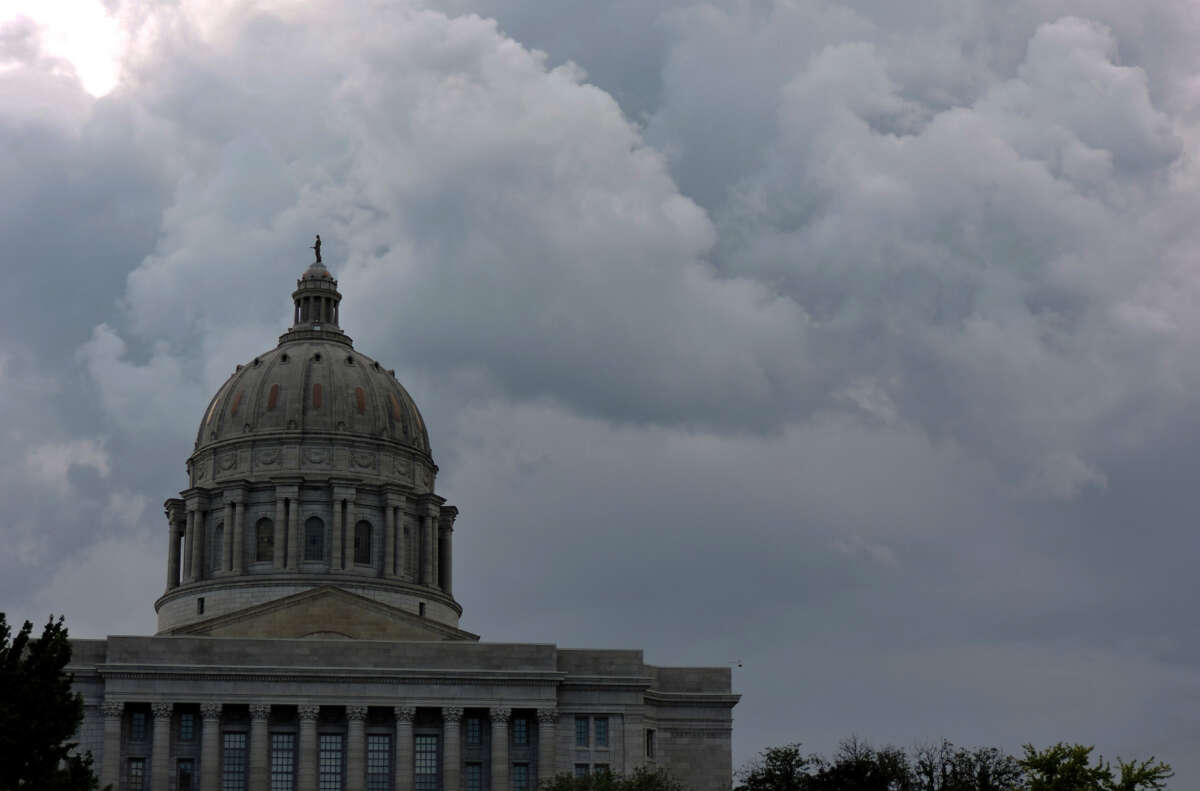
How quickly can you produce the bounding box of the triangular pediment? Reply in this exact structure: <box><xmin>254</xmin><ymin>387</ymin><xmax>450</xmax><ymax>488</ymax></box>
<box><xmin>170</xmin><ymin>586</ymin><xmax>478</xmax><ymax>641</ymax></box>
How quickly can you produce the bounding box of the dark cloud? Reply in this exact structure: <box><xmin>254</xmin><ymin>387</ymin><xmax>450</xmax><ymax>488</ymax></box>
<box><xmin>3</xmin><ymin>0</ymin><xmax>1200</xmax><ymax>785</ymax></box>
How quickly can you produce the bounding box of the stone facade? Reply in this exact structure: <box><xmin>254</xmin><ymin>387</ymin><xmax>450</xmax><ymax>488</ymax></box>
<box><xmin>69</xmin><ymin>257</ymin><xmax>737</xmax><ymax>791</ymax></box>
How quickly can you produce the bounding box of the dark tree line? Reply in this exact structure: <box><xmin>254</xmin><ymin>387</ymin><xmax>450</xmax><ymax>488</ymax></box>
<box><xmin>735</xmin><ymin>738</ymin><xmax>1172</xmax><ymax>791</ymax></box>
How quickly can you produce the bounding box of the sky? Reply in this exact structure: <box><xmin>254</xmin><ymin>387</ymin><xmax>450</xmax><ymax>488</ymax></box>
<box><xmin>3</xmin><ymin>0</ymin><xmax>1200</xmax><ymax>783</ymax></box>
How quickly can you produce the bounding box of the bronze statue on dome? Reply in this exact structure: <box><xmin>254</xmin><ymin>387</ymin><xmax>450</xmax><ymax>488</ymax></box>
<box><xmin>311</xmin><ymin>234</ymin><xmax>322</xmax><ymax>263</ymax></box>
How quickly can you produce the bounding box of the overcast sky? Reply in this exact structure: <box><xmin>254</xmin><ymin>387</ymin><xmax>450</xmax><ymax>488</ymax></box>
<box><xmin>4</xmin><ymin>0</ymin><xmax>1200</xmax><ymax>783</ymax></box>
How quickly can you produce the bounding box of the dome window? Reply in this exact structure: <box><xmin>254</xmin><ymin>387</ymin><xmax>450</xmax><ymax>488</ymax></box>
<box><xmin>267</xmin><ymin>384</ymin><xmax>279</xmax><ymax>410</ymax></box>
<box><xmin>346</xmin><ymin>356</ymin><xmax>354</xmax><ymax>365</ymax></box>
<box><xmin>255</xmin><ymin>518</ymin><xmax>274</xmax><ymax>562</ymax></box>
<box><xmin>353</xmin><ymin>520</ymin><xmax>372</xmax><ymax>565</ymax></box>
<box><xmin>313</xmin><ymin>353</ymin><xmax>322</xmax><ymax>362</ymax></box>
<box><xmin>304</xmin><ymin>517</ymin><xmax>325</xmax><ymax>561</ymax></box>
<box><xmin>389</xmin><ymin>393</ymin><xmax>403</xmax><ymax>420</ymax></box>
<box><xmin>355</xmin><ymin>387</ymin><xmax>366</xmax><ymax>414</ymax></box>
<box><xmin>313</xmin><ymin>383</ymin><xmax>323</xmax><ymax>409</ymax></box>
<box><xmin>280</xmin><ymin>353</ymin><xmax>289</xmax><ymax>363</ymax></box>
<box><xmin>230</xmin><ymin>391</ymin><xmax>243</xmax><ymax>416</ymax></box>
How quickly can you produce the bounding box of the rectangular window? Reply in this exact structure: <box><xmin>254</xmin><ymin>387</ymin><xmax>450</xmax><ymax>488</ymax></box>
<box><xmin>130</xmin><ymin>711</ymin><xmax>147</xmax><ymax>742</ymax></box>
<box><xmin>222</xmin><ymin>732</ymin><xmax>248</xmax><ymax>791</ymax></box>
<box><xmin>197</xmin><ymin>597</ymin><xmax>206</xmax><ymax>614</ymax></box>
<box><xmin>512</xmin><ymin>716</ymin><xmax>528</xmax><ymax>746</ymax></box>
<box><xmin>319</xmin><ymin>734</ymin><xmax>343</xmax><ymax>791</ymax></box>
<box><xmin>465</xmin><ymin>717</ymin><xmax>482</xmax><ymax>746</ymax></box>
<box><xmin>512</xmin><ymin>763</ymin><xmax>529</xmax><ymax>791</ymax></box>
<box><xmin>465</xmin><ymin>763</ymin><xmax>482</xmax><ymax>791</ymax></box>
<box><xmin>128</xmin><ymin>758</ymin><xmax>146</xmax><ymax>791</ymax></box>
<box><xmin>414</xmin><ymin>735</ymin><xmax>439</xmax><ymax>791</ymax></box>
<box><xmin>178</xmin><ymin>759</ymin><xmax>195</xmax><ymax>791</ymax></box>
<box><xmin>271</xmin><ymin>733</ymin><xmax>296</xmax><ymax>791</ymax></box>
<box><xmin>574</xmin><ymin>765</ymin><xmax>589</xmax><ymax>779</ymax></box>
<box><xmin>645</xmin><ymin>729</ymin><xmax>655</xmax><ymax>759</ymax></box>
<box><xmin>574</xmin><ymin>717</ymin><xmax>589</xmax><ymax>747</ymax></box>
<box><xmin>180</xmin><ymin>711</ymin><xmax>195</xmax><ymax>741</ymax></box>
<box><xmin>594</xmin><ymin>717</ymin><xmax>608</xmax><ymax>748</ymax></box>
<box><xmin>367</xmin><ymin>734</ymin><xmax>391</xmax><ymax>791</ymax></box>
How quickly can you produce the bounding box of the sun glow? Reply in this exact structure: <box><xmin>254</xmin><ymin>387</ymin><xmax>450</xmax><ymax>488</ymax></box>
<box><xmin>1</xmin><ymin>0</ymin><xmax>125</xmax><ymax>96</ymax></box>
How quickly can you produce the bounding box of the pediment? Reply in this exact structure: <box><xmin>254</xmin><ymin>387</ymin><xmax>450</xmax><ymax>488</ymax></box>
<box><xmin>171</xmin><ymin>586</ymin><xmax>478</xmax><ymax>641</ymax></box>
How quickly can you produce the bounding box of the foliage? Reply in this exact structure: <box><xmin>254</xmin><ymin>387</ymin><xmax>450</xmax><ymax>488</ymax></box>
<box><xmin>912</xmin><ymin>741</ymin><xmax>1023</xmax><ymax>791</ymax></box>
<box><xmin>1019</xmin><ymin>743</ymin><xmax>1172</xmax><ymax>791</ymax></box>
<box><xmin>0</xmin><ymin>613</ymin><xmax>103</xmax><ymax>791</ymax></box>
<box><xmin>541</xmin><ymin>767</ymin><xmax>686</xmax><ymax>791</ymax></box>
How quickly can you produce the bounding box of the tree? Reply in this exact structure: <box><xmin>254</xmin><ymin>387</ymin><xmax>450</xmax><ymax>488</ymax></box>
<box><xmin>736</xmin><ymin>743</ymin><xmax>815</xmax><ymax>791</ymax></box>
<box><xmin>806</xmin><ymin>737</ymin><xmax>913</xmax><ymax>791</ymax></box>
<box><xmin>1019</xmin><ymin>744</ymin><xmax>1171</xmax><ymax>791</ymax></box>
<box><xmin>541</xmin><ymin>767</ymin><xmax>686</xmax><ymax>791</ymax></box>
<box><xmin>912</xmin><ymin>741</ymin><xmax>1023</xmax><ymax>791</ymax></box>
<box><xmin>0</xmin><ymin>613</ymin><xmax>103</xmax><ymax>791</ymax></box>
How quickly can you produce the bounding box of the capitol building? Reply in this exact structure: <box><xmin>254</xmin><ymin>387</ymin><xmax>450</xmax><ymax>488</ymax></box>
<box><xmin>68</xmin><ymin>254</ymin><xmax>738</xmax><ymax>791</ymax></box>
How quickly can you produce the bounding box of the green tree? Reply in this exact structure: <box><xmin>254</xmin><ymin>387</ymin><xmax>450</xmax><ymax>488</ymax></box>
<box><xmin>541</xmin><ymin>767</ymin><xmax>686</xmax><ymax>791</ymax></box>
<box><xmin>0</xmin><ymin>613</ymin><xmax>103</xmax><ymax>791</ymax></box>
<box><xmin>1019</xmin><ymin>743</ymin><xmax>1171</xmax><ymax>791</ymax></box>
<box><xmin>806</xmin><ymin>737</ymin><xmax>913</xmax><ymax>791</ymax></box>
<box><xmin>912</xmin><ymin>741</ymin><xmax>1023</xmax><ymax>791</ymax></box>
<box><xmin>735</xmin><ymin>743</ymin><xmax>815</xmax><ymax>791</ymax></box>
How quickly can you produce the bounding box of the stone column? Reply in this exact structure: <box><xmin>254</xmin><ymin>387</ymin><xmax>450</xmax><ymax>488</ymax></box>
<box><xmin>420</xmin><ymin>511</ymin><xmax>433</xmax><ymax>585</ymax></box>
<box><xmin>430</xmin><ymin>516</ymin><xmax>440</xmax><ymax>588</ymax></box>
<box><xmin>444</xmin><ymin>707</ymin><xmax>463</xmax><ymax>791</ymax></box>
<box><xmin>394</xmin><ymin>706</ymin><xmax>415</xmax><ymax>791</ymax></box>
<box><xmin>439</xmin><ymin>507</ymin><xmax>456</xmax><ymax>595</ymax></box>
<box><xmin>298</xmin><ymin>704</ymin><xmax>320</xmax><ymax>791</ymax></box>
<box><xmin>284</xmin><ymin>487</ymin><xmax>301</xmax><ymax>569</ymax></box>
<box><xmin>199</xmin><ymin>703</ymin><xmax>222</xmax><ymax>791</ymax></box>
<box><xmin>183</xmin><ymin>509</ymin><xmax>195</xmax><ymax>583</ymax></box>
<box><xmin>168</xmin><ymin>521</ymin><xmax>182</xmax><ymax>589</ymax></box>
<box><xmin>274</xmin><ymin>496</ymin><xmax>287</xmax><ymax>569</ymax></box>
<box><xmin>223</xmin><ymin>500</ymin><xmax>235</xmax><ymax>572</ymax></box>
<box><xmin>537</xmin><ymin>709</ymin><xmax>558</xmax><ymax>782</ymax></box>
<box><xmin>250</xmin><ymin>704</ymin><xmax>271</xmax><ymax>790</ymax></box>
<box><xmin>490</xmin><ymin>707</ymin><xmax>511</xmax><ymax>791</ymax></box>
<box><xmin>384</xmin><ymin>505</ymin><xmax>397</xmax><ymax>577</ymax></box>
<box><xmin>232</xmin><ymin>498</ymin><xmax>246</xmax><ymax>574</ymax></box>
<box><xmin>347</xmin><ymin>705</ymin><xmax>368</xmax><ymax>790</ymax></box>
<box><xmin>151</xmin><ymin>703</ymin><xmax>174</xmax><ymax>791</ymax></box>
<box><xmin>189</xmin><ymin>508</ymin><xmax>204</xmax><ymax>582</ymax></box>
<box><xmin>100</xmin><ymin>701</ymin><xmax>123</xmax><ymax>790</ymax></box>
<box><xmin>331</xmin><ymin>493</ymin><xmax>344</xmax><ymax>571</ymax></box>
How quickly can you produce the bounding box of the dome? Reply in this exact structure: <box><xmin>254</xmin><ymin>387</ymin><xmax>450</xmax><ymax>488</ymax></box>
<box><xmin>156</xmin><ymin>247</ymin><xmax>470</xmax><ymax>641</ymax></box>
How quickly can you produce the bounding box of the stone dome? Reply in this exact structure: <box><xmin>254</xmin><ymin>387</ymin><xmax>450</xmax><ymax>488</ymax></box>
<box><xmin>156</xmin><ymin>251</ymin><xmax>471</xmax><ymax>641</ymax></box>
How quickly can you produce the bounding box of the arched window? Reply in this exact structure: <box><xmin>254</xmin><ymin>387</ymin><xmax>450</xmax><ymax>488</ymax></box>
<box><xmin>211</xmin><ymin>523</ymin><xmax>224</xmax><ymax>571</ymax></box>
<box><xmin>353</xmin><ymin>520</ymin><xmax>372</xmax><ymax>565</ymax></box>
<box><xmin>304</xmin><ymin>517</ymin><xmax>324</xmax><ymax>561</ymax></box>
<box><xmin>255</xmin><ymin>517</ymin><xmax>274</xmax><ymax>562</ymax></box>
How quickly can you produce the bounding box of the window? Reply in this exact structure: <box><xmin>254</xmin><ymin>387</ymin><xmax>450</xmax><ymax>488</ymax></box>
<box><xmin>197</xmin><ymin>597</ymin><xmax>206</xmax><ymax>615</ymax></box>
<box><xmin>271</xmin><ymin>734</ymin><xmax>295</xmax><ymax>791</ymax></box>
<box><xmin>354</xmin><ymin>521</ymin><xmax>372</xmax><ymax>565</ymax></box>
<box><xmin>512</xmin><ymin>763</ymin><xmax>529</xmax><ymax>791</ymax></box>
<box><xmin>319</xmin><ymin>734</ymin><xmax>343</xmax><ymax>791</ymax></box>
<box><xmin>178</xmin><ymin>759</ymin><xmax>195</xmax><ymax>791</ymax></box>
<box><xmin>130</xmin><ymin>710</ymin><xmax>147</xmax><ymax>741</ymax></box>
<box><xmin>466</xmin><ymin>763</ymin><xmax>482</xmax><ymax>791</ymax></box>
<box><xmin>575</xmin><ymin>717</ymin><xmax>589</xmax><ymax>747</ymax></box>
<box><xmin>594</xmin><ymin>717</ymin><xmax>608</xmax><ymax>748</ymax></box>
<box><xmin>465</xmin><ymin>717</ymin><xmax>482</xmax><ymax>746</ymax></box>
<box><xmin>414</xmin><ymin>735</ymin><xmax>439</xmax><ymax>791</ymax></box>
<box><xmin>256</xmin><ymin>518</ymin><xmax>275</xmax><ymax>562</ymax></box>
<box><xmin>128</xmin><ymin>758</ymin><xmax>146</xmax><ymax>791</ymax></box>
<box><xmin>574</xmin><ymin>765</ymin><xmax>589</xmax><ymax>779</ymax></box>
<box><xmin>305</xmin><ymin>517</ymin><xmax>325</xmax><ymax>561</ymax></box>
<box><xmin>512</xmin><ymin>716</ymin><xmax>529</xmax><ymax>746</ymax></box>
<box><xmin>367</xmin><ymin>734</ymin><xmax>391</xmax><ymax>791</ymax></box>
<box><xmin>179</xmin><ymin>711</ymin><xmax>195</xmax><ymax>741</ymax></box>
<box><xmin>645</xmin><ymin>729</ymin><xmax>655</xmax><ymax>759</ymax></box>
<box><xmin>223</xmin><ymin>732</ymin><xmax>248</xmax><ymax>791</ymax></box>
<box><xmin>418</xmin><ymin>602</ymin><xmax>426</xmax><ymax>617</ymax></box>
<box><xmin>212</xmin><ymin>523</ymin><xmax>224</xmax><ymax>571</ymax></box>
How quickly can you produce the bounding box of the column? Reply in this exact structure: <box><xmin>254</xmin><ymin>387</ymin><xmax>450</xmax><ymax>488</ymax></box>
<box><xmin>151</xmin><ymin>703</ymin><xmax>173</xmax><ymax>791</ymax></box>
<box><xmin>274</xmin><ymin>496</ymin><xmax>287</xmax><ymax>569</ymax></box>
<box><xmin>536</xmin><ymin>709</ymin><xmax>558</xmax><ymax>781</ymax></box>
<box><xmin>331</xmin><ymin>494</ymin><xmax>344</xmax><ymax>571</ymax></box>
<box><xmin>384</xmin><ymin>505</ymin><xmax>397</xmax><ymax>577</ymax></box>
<box><xmin>168</xmin><ymin>521</ymin><xmax>182</xmax><ymax>589</ymax></box>
<box><xmin>394</xmin><ymin>707</ymin><xmax>415</xmax><ymax>791</ymax></box>
<box><xmin>183</xmin><ymin>510</ymin><xmax>195</xmax><ymax>583</ymax></box>
<box><xmin>298</xmin><ymin>704</ymin><xmax>320</xmax><ymax>791</ymax></box>
<box><xmin>100</xmin><ymin>701</ymin><xmax>123</xmax><ymax>790</ymax></box>
<box><xmin>490</xmin><ymin>708</ymin><xmax>510</xmax><ymax>791</ymax></box>
<box><xmin>440</xmin><ymin>508</ymin><xmax>457</xmax><ymax>595</ymax></box>
<box><xmin>250</xmin><ymin>704</ymin><xmax>270</xmax><ymax>790</ymax></box>
<box><xmin>420</xmin><ymin>512</ymin><xmax>433</xmax><ymax>585</ymax></box>
<box><xmin>189</xmin><ymin>509</ymin><xmax>204</xmax><ymax>582</ymax></box>
<box><xmin>396</xmin><ymin>512</ymin><xmax>407</xmax><ymax>579</ymax></box>
<box><xmin>347</xmin><ymin>706</ymin><xmax>368</xmax><ymax>790</ymax></box>
<box><xmin>444</xmin><ymin>708</ymin><xmax>463</xmax><ymax>791</ymax></box>
<box><xmin>431</xmin><ymin>516</ymin><xmax>440</xmax><ymax>589</ymax></box>
<box><xmin>223</xmin><ymin>500</ymin><xmax>235</xmax><ymax>572</ymax></box>
<box><xmin>284</xmin><ymin>487</ymin><xmax>301</xmax><ymax>569</ymax></box>
<box><xmin>199</xmin><ymin>703</ymin><xmax>222</xmax><ymax>791</ymax></box>
<box><xmin>232</xmin><ymin>498</ymin><xmax>246</xmax><ymax>574</ymax></box>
